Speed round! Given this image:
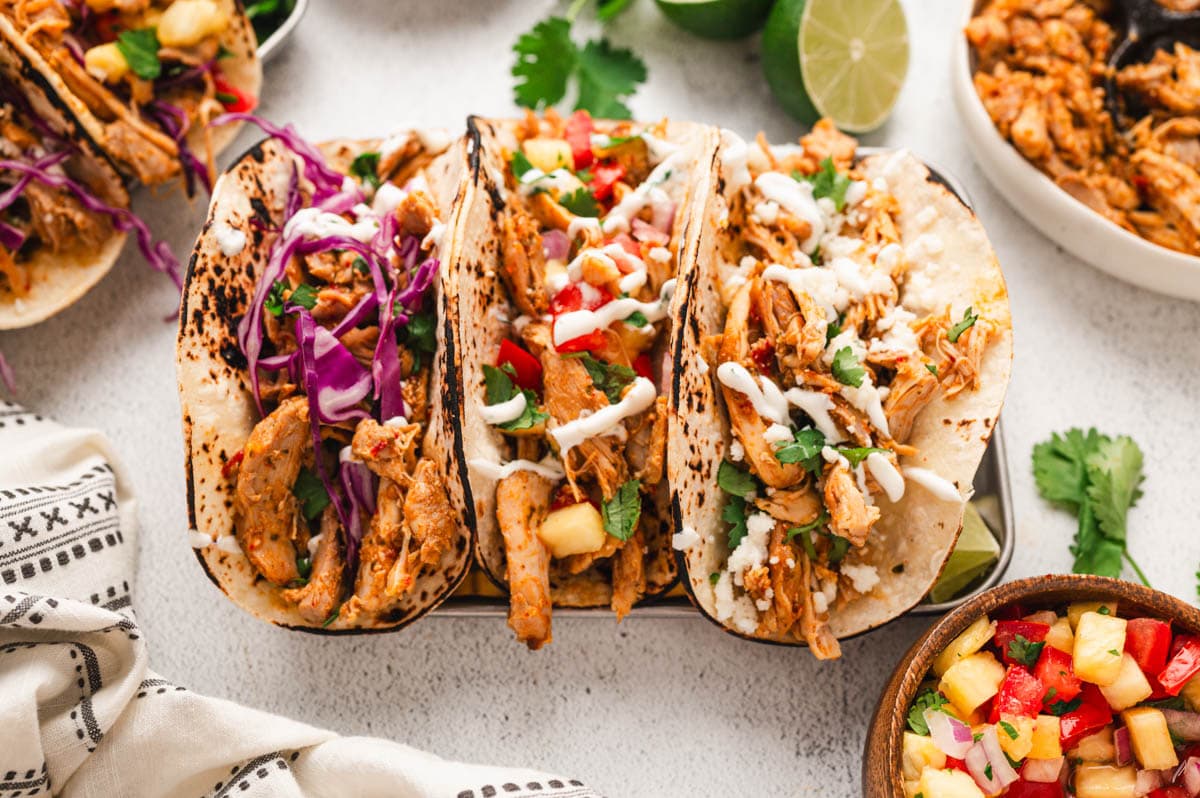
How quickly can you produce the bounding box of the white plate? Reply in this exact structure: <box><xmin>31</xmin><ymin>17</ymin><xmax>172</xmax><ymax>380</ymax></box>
<box><xmin>952</xmin><ymin>0</ymin><xmax>1200</xmax><ymax>301</ymax></box>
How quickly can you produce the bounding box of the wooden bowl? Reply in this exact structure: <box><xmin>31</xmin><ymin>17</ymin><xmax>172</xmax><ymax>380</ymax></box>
<box><xmin>862</xmin><ymin>574</ymin><xmax>1200</xmax><ymax>797</ymax></box>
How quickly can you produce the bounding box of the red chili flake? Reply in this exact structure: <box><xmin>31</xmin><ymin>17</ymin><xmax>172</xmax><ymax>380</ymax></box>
<box><xmin>221</xmin><ymin>450</ymin><xmax>244</xmax><ymax>479</ymax></box>
<box><xmin>749</xmin><ymin>338</ymin><xmax>776</xmax><ymax>372</ymax></box>
<box><xmin>370</xmin><ymin>440</ymin><xmax>388</xmax><ymax>457</ymax></box>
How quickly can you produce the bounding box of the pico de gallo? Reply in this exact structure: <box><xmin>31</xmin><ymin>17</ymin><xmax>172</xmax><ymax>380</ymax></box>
<box><xmin>904</xmin><ymin>600</ymin><xmax>1200</xmax><ymax>798</ymax></box>
<box><xmin>468</xmin><ymin>109</ymin><xmax>691</xmax><ymax>649</ymax></box>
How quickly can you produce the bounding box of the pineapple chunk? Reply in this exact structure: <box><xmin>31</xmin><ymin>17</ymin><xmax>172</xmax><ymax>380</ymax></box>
<box><xmin>1071</xmin><ymin>727</ymin><xmax>1115</xmax><ymax>763</ymax></box>
<box><xmin>157</xmin><ymin>0</ymin><xmax>229</xmax><ymax>48</ymax></box>
<box><xmin>933</xmin><ymin>616</ymin><xmax>995</xmax><ymax>676</ymax></box>
<box><xmin>997</xmin><ymin>714</ymin><xmax>1035</xmax><ymax>760</ymax></box>
<box><xmin>1068</xmin><ymin>601</ymin><xmax>1118</xmax><ymax>630</ymax></box>
<box><xmin>1046</xmin><ymin>617</ymin><xmax>1075</xmax><ymax>654</ymax></box>
<box><xmin>1029</xmin><ymin>715</ymin><xmax>1063</xmax><ymax>759</ymax></box>
<box><xmin>1074</xmin><ymin>763</ymin><xmax>1137</xmax><ymax>798</ymax></box>
<box><xmin>915</xmin><ymin>768</ymin><xmax>985</xmax><ymax>798</ymax></box>
<box><xmin>903</xmin><ymin>781</ymin><xmax>921</xmax><ymax>798</ymax></box>
<box><xmin>1099</xmin><ymin>653</ymin><xmax>1153</xmax><ymax>711</ymax></box>
<box><xmin>1073</xmin><ymin>612</ymin><xmax>1128</xmax><ymax>685</ymax></box>
<box><xmin>1123</xmin><ymin>707</ymin><xmax>1179</xmax><ymax>771</ymax></box>
<box><xmin>521</xmin><ymin>138</ymin><xmax>573</xmax><ymax>174</ymax></box>
<box><xmin>938</xmin><ymin>652</ymin><xmax>1005</xmax><ymax>716</ymax></box>
<box><xmin>83</xmin><ymin>43</ymin><xmax>128</xmax><ymax>83</ymax></box>
<box><xmin>1182</xmin><ymin>674</ymin><xmax>1200</xmax><ymax>712</ymax></box>
<box><xmin>537</xmin><ymin>502</ymin><xmax>606</xmax><ymax>558</ymax></box>
<box><xmin>902</xmin><ymin>732</ymin><xmax>946</xmax><ymax>781</ymax></box>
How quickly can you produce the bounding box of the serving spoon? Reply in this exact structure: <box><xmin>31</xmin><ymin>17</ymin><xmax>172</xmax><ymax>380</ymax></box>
<box><xmin>1104</xmin><ymin>0</ymin><xmax>1200</xmax><ymax>123</ymax></box>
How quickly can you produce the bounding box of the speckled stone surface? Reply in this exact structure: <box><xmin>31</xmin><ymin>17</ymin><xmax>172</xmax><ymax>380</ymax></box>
<box><xmin>4</xmin><ymin>1</ymin><xmax>1200</xmax><ymax>795</ymax></box>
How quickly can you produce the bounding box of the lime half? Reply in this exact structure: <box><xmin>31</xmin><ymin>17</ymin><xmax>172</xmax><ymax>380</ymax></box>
<box><xmin>654</xmin><ymin>0</ymin><xmax>774</xmax><ymax>40</ymax></box>
<box><xmin>762</xmin><ymin>0</ymin><xmax>909</xmax><ymax>132</ymax></box>
<box><xmin>928</xmin><ymin>502</ymin><xmax>1000</xmax><ymax>605</ymax></box>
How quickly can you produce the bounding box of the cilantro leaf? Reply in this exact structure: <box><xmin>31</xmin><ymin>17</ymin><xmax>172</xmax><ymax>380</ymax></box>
<box><xmin>926</xmin><ymin>363</ymin><xmax>938</xmax><ymax>376</ymax></box>
<box><xmin>510</xmin><ymin>150</ymin><xmax>537</xmax><ymax>180</ymax></box>
<box><xmin>907</xmin><ymin>689</ymin><xmax>950</xmax><ymax>735</ymax></box>
<box><xmin>349</xmin><ymin>151</ymin><xmax>381</xmax><ymax>189</ymax></box>
<box><xmin>717</xmin><ymin>460</ymin><xmax>759</xmax><ymax>499</ymax></box>
<box><xmin>575</xmin><ymin>38</ymin><xmax>646</xmax><ymax>119</ymax></box>
<box><xmin>602</xmin><ymin>479</ymin><xmax>641</xmax><ymax>541</ymax></box>
<box><xmin>1032</xmin><ymin>428</ymin><xmax>1106</xmax><ymax>509</ymax></box>
<box><xmin>999</xmin><ymin>720</ymin><xmax>1019</xmax><ymax>740</ymax></box>
<box><xmin>624</xmin><ymin>310</ymin><xmax>648</xmax><ymax>327</ymax></box>
<box><xmin>723</xmin><ymin>494</ymin><xmax>748</xmax><ymax>549</ymax></box>
<box><xmin>828</xmin><ymin>535</ymin><xmax>850</xmax><ymax>564</ymax></box>
<box><xmin>796</xmin><ymin>157</ymin><xmax>851</xmax><ymax>211</ymax></box>
<box><xmin>947</xmin><ymin>306</ymin><xmax>979</xmax><ymax>343</ymax></box>
<box><xmin>559</xmin><ymin>186</ymin><xmax>600</xmax><ymax>217</ymax></box>
<box><xmin>774</xmin><ymin>427</ymin><xmax>826</xmax><ymax>475</ymax></box>
<box><xmin>825</xmin><ymin>317</ymin><xmax>842</xmax><ymax>344</ymax></box>
<box><xmin>265</xmin><ymin>279</ymin><xmax>288</xmax><ymax>317</ymax></box>
<box><xmin>321</xmin><ymin>606</ymin><xmax>340</xmax><ymax>628</ymax></box>
<box><xmin>575</xmin><ymin>353</ymin><xmax>636</xmax><ymax>404</ymax></box>
<box><xmin>116</xmin><ymin>28</ymin><xmax>161</xmax><ymax>81</ymax></box>
<box><xmin>288</xmin><ymin>283</ymin><xmax>318</xmax><ymax>311</ymax></box>
<box><xmin>512</xmin><ymin>17</ymin><xmax>576</xmax><ymax>110</ymax></box>
<box><xmin>292</xmin><ymin>467</ymin><xmax>330</xmax><ymax>521</ymax></box>
<box><xmin>831</xmin><ymin>346</ymin><xmax>865</xmax><ymax>388</ymax></box>
<box><xmin>1048</xmin><ymin>695</ymin><xmax>1082</xmax><ymax>716</ymax></box>
<box><xmin>709</xmin><ymin>572</ymin><xmax>721</xmax><ymax>586</ymax></box>
<box><xmin>835</xmin><ymin>447</ymin><xmax>887</xmax><ymax>469</ymax></box>
<box><xmin>352</xmin><ymin>256</ymin><xmax>370</xmax><ymax>275</ymax></box>
<box><xmin>786</xmin><ymin>512</ymin><xmax>829</xmax><ymax>545</ymax></box>
<box><xmin>399</xmin><ymin>310</ymin><xmax>437</xmax><ymax>372</ymax></box>
<box><xmin>481</xmin><ymin>364</ymin><xmax>547</xmax><ymax>431</ymax></box>
<box><xmin>1086</xmin><ymin>436</ymin><xmax>1145</xmax><ymax>545</ymax></box>
<box><xmin>1007</xmin><ymin>634</ymin><xmax>1045</xmax><ymax>668</ymax></box>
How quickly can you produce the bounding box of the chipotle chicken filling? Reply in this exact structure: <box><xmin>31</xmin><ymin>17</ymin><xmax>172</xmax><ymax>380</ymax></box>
<box><xmin>228</xmin><ymin>128</ymin><xmax>456</xmax><ymax>627</ymax></box>
<box><xmin>469</xmin><ymin>110</ymin><xmax>684</xmax><ymax>650</ymax></box>
<box><xmin>703</xmin><ymin>123</ymin><xmax>999</xmax><ymax>659</ymax></box>
<box><xmin>968</xmin><ymin>0</ymin><xmax>1200</xmax><ymax>255</ymax></box>
<box><xmin>1</xmin><ymin>0</ymin><xmax>254</xmax><ymax>188</ymax></box>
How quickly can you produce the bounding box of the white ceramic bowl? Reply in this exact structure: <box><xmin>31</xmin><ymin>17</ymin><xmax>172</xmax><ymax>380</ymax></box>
<box><xmin>952</xmin><ymin>0</ymin><xmax>1200</xmax><ymax>301</ymax></box>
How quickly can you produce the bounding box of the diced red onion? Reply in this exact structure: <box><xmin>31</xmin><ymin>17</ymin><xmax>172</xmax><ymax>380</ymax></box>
<box><xmin>1022</xmin><ymin>758</ymin><xmax>1064</xmax><ymax>784</ymax></box>
<box><xmin>542</xmin><ymin>229</ymin><xmax>569</xmax><ymax>261</ymax></box>
<box><xmin>1024</xmin><ymin>610</ymin><xmax>1057</xmax><ymax>625</ymax></box>
<box><xmin>1136</xmin><ymin>769</ymin><xmax>1168</xmax><ymax>796</ymax></box>
<box><xmin>925</xmin><ymin>710</ymin><xmax>973</xmax><ymax>759</ymax></box>
<box><xmin>1164</xmin><ymin>710</ymin><xmax>1200</xmax><ymax>742</ymax></box>
<box><xmin>1180</xmin><ymin>757</ymin><xmax>1200</xmax><ymax>797</ymax></box>
<box><xmin>631</xmin><ymin>217</ymin><xmax>669</xmax><ymax>246</ymax></box>
<box><xmin>1115</xmin><ymin>726</ymin><xmax>1133</xmax><ymax>766</ymax></box>
<box><xmin>976</xmin><ymin>726</ymin><xmax>1019</xmax><ymax>791</ymax></box>
<box><xmin>964</xmin><ymin>742</ymin><xmax>999</xmax><ymax>793</ymax></box>
<box><xmin>649</xmin><ymin>196</ymin><xmax>675</xmax><ymax>234</ymax></box>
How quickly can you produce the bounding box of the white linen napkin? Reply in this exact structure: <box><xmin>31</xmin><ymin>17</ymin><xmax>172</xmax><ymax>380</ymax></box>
<box><xmin>0</xmin><ymin>401</ymin><xmax>600</xmax><ymax>798</ymax></box>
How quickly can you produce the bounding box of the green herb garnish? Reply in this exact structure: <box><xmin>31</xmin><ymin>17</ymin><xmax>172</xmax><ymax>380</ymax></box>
<box><xmin>116</xmin><ymin>28</ymin><xmax>161</xmax><ymax>81</ymax></box>
<box><xmin>774</xmin><ymin>427</ymin><xmax>826</xmax><ymax>475</ymax></box>
<box><xmin>602</xmin><ymin>479</ymin><xmax>641</xmax><ymax>541</ymax></box>
<box><xmin>947</xmin><ymin>306</ymin><xmax>979</xmax><ymax>343</ymax></box>
<box><xmin>559</xmin><ymin>186</ymin><xmax>601</xmax><ymax>217</ymax></box>
<box><xmin>717</xmin><ymin>460</ymin><xmax>759</xmax><ymax>499</ymax></box>
<box><xmin>794</xmin><ymin>157</ymin><xmax>851</xmax><ymax>211</ymax></box>
<box><xmin>907</xmin><ymin>689</ymin><xmax>950</xmax><ymax>735</ymax></box>
<box><xmin>482</xmin><ymin>364</ymin><xmax>547</xmax><ymax>431</ymax></box>
<box><xmin>574</xmin><ymin>352</ymin><xmax>636</xmax><ymax>404</ymax></box>
<box><xmin>292</xmin><ymin>467</ymin><xmax>330</xmax><ymax>521</ymax></box>
<box><xmin>349</xmin><ymin>151</ymin><xmax>381</xmax><ymax>189</ymax></box>
<box><xmin>831</xmin><ymin>346</ymin><xmax>865</xmax><ymax>388</ymax></box>
<box><xmin>1007</xmin><ymin>634</ymin><xmax>1045</xmax><ymax>668</ymax></box>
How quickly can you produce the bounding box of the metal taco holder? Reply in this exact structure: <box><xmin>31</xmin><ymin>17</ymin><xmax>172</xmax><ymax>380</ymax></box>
<box><xmin>435</xmin><ymin>151</ymin><xmax>1015</xmax><ymax>622</ymax></box>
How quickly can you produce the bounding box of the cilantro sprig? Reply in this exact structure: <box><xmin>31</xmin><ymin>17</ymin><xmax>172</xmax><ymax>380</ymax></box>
<box><xmin>349</xmin><ymin>151</ymin><xmax>382</xmax><ymax>189</ymax></box>
<box><xmin>831</xmin><ymin>346</ymin><xmax>865</xmax><ymax>388</ymax></box>
<box><xmin>774</xmin><ymin>427</ymin><xmax>826</xmax><ymax>474</ymax></box>
<box><xmin>1032</xmin><ymin>429</ymin><xmax>1149</xmax><ymax>585</ymax></box>
<box><xmin>947</xmin><ymin>306</ymin><xmax>979</xmax><ymax>343</ymax></box>
<box><xmin>907</xmin><ymin>688</ymin><xmax>951</xmax><ymax>735</ymax></box>
<box><xmin>794</xmin><ymin>157</ymin><xmax>851</xmax><ymax>211</ymax></box>
<box><xmin>292</xmin><ymin>467</ymin><xmax>330</xmax><ymax>521</ymax></box>
<box><xmin>602</xmin><ymin>479</ymin><xmax>641</xmax><ymax>541</ymax></box>
<box><xmin>571</xmin><ymin>353</ymin><xmax>636</xmax><ymax>404</ymax></box>
<box><xmin>116</xmin><ymin>28</ymin><xmax>161</xmax><ymax>81</ymax></box>
<box><xmin>483</xmin><ymin>364</ymin><xmax>548</xmax><ymax>431</ymax></box>
<box><xmin>1007</xmin><ymin>634</ymin><xmax>1045</xmax><ymax>668</ymax></box>
<box><xmin>511</xmin><ymin>2</ymin><xmax>646</xmax><ymax>120</ymax></box>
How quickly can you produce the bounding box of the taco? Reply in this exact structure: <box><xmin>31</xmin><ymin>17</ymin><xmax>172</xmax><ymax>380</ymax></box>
<box><xmin>0</xmin><ymin>35</ymin><xmax>176</xmax><ymax>328</ymax></box>
<box><xmin>177</xmin><ymin>120</ymin><xmax>473</xmax><ymax>631</ymax></box>
<box><xmin>0</xmin><ymin>0</ymin><xmax>261</xmax><ymax>192</ymax></box>
<box><xmin>670</xmin><ymin>121</ymin><xmax>1012</xmax><ymax>657</ymax></box>
<box><xmin>453</xmin><ymin>111</ymin><xmax>717</xmax><ymax>649</ymax></box>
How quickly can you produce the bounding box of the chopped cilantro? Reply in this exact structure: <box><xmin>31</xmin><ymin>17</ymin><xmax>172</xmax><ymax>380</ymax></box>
<box><xmin>116</xmin><ymin>28</ymin><xmax>161</xmax><ymax>81</ymax></box>
<box><xmin>288</xmin><ymin>283</ymin><xmax>318</xmax><ymax>311</ymax></box>
<box><xmin>794</xmin><ymin>157</ymin><xmax>851</xmax><ymax>211</ymax></box>
<box><xmin>926</xmin><ymin>363</ymin><xmax>938</xmax><ymax>376</ymax></box>
<box><xmin>828</xmin><ymin>535</ymin><xmax>850</xmax><ymax>564</ymax></box>
<box><xmin>1049</xmin><ymin>695</ymin><xmax>1082</xmax><ymax>716</ymax></box>
<box><xmin>264</xmin><ymin>279</ymin><xmax>288</xmax><ymax>317</ymax></box>
<box><xmin>723</xmin><ymin>494</ymin><xmax>748</xmax><ymax>549</ymax></box>
<box><xmin>292</xmin><ymin>467</ymin><xmax>330</xmax><ymax>521</ymax></box>
<box><xmin>510</xmin><ymin>150</ymin><xmax>537</xmax><ymax>180</ymax></box>
<box><xmin>717</xmin><ymin>460</ymin><xmax>759</xmax><ymax>499</ymax></box>
<box><xmin>575</xmin><ymin>353</ymin><xmax>636</xmax><ymax>404</ymax></box>
<box><xmin>786</xmin><ymin>512</ymin><xmax>830</xmax><ymax>554</ymax></box>
<box><xmin>824</xmin><ymin>316</ymin><xmax>842</xmax><ymax>344</ymax></box>
<box><xmin>907</xmin><ymin>689</ymin><xmax>950</xmax><ymax>735</ymax></box>
<box><xmin>984</xmin><ymin>764</ymin><xmax>993</xmax><ymax>780</ymax></box>
<box><xmin>602</xmin><ymin>479</ymin><xmax>641</xmax><ymax>541</ymax></box>
<box><xmin>1007</xmin><ymin>634</ymin><xmax>1045</xmax><ymax>668</ymax></box>
<box><xmin>398</xmin><ymin>310</ymin><xmax>437</xmax><ymax>372</ymax></box>
<box><xmin>321</xmin><ymin>606</ymin><xmax>340</xmax><ymax>628</ymax></box>
<box><xmin>999</xmin><ymin>720</ymin><xmax>1019</xmax><ymax>740</ymax></box>
<box><xmin>831</xmin><ymin>346</ymin><xmax>865</xmax><ymax>388</ymax></box>
<box><xmin>482</xmin><ymin>364</ymin><xmax>548</xmax><ymax>431</ymax></box>
<box><xmin>774</xmin><ymin>427</ymin><xmax>826</xmax><ymax>475</ymax></box>
<box><xmin>349</xmin><ymin>151</ymin><xmax>381</xmax><ymax>189</ymax></box>
<box><xmin>1109</xmin><ymin>649</ymin><xmax>1120</xmax><ymax>656</ymax></box>
<box><xmin>1098</xmin><ymin>606</ymin><xmax>1111</xmax><ymax>615</ymax></box>
<box><xmin>835</xmin><ymin>447</ymin><xmax>887</xmax><ymax>469</ymax></box>
<box><xmin>296</xmin><ymin>555</ymin><xmax>312</xmax><ymax>579</ymax></box>
<box><xmin>709</xmin><ymin>572</ymin><xmax>721</xmax><ymax>586</ymax></box>
<box><xmin>624</xmin><ymin>310</ymin><xmax>648</xmax><ymax>327</ymax></box>
<box><xmin>559</xmin><ymin>186</ymin><xmax>601</xmax><ymax>217</ymax></box>
<box><xmin>947</xmin><ymin>306</ymin><xmax>979</xmax><ymax>343</ymax></box>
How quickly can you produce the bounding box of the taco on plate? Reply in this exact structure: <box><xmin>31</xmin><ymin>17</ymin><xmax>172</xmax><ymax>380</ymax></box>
<box><xmin>177</xmin><ymin>119</ymin><xmax>473</xmax><ymax>631</ymax></box>
<box><xmin>670</xmin><ymin>121</ymin><xmax>1012</xmax><ymax>657</ymax></box>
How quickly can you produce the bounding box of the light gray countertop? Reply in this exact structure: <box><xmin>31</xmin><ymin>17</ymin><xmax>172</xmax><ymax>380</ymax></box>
<box><xmin>5</xmin><ymin>1</ymin><xmax>1200</xmax><ymax>795</ymax></box>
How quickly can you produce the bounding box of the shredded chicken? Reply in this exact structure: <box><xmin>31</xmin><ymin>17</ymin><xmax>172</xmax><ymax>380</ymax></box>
<box><xmin>823</xmin><ymin>463</ymin><xmax>880</xmax><ymax>548</ymax></box>
<box><xmin>281</xmin><ymin>506</ymin><xmax>346</xmax><ymax>624</ymax></box>
<box><xmin>496</xmin><ymin>470</ymin><xmax>555</xmax><ymax>649</ymax></box>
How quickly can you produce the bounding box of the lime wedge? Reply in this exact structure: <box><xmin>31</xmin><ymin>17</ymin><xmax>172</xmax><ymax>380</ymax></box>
<box><xmin>761</xmin><ymin>0</ymin><xmax>909</xmax><ymax>132</ymax></box>
<box><xmin>928</xmin><ymin>503</ymin><xmax>1001</xmax><ymax>604</ymax></box>
<box><xmin>654</xmin><ymin>0</ymin><xmax>774</xmax><ymax>40</ymax></box>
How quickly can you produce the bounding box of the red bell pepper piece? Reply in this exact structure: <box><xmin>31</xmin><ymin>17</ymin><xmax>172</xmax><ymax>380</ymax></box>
<box><xmin>590</xmin><ymin>159</ymin><xmax>626</xmax><ymax>202</ymax></box>
<box><xmin>1127</xmin><ymin>618</ymin><xmax>1172</xmax><ymax>675</ymax></box>
<box><xmin>1035</xmin><ymin>646</ymin><xmax>1083</xmax><ymax>708</ymax></box>
<box><xmin>995</xmin><ymin>620</ymin><xmax>1051</xmax><ymax>665</ymax></box>
<box><xmin>565</xmin><ymin>110</ymin><xmax>594</xmax><ymax>171</ymax></box>
<box><xmin>1148</xmin><ymin>789</ymin><xmax>1189</xmax><ymax>798</ymax></box>
<box><xmin>944</xmin><ymin>756</ymin><xmax>969</xmax><ymax>773</ymax></box>
<box><xmin>991</xmin><ymin>665</ymin><xmax>1046</xmax><ymax>720</ymax></box>
<box><xmin>214</xmin><ymin>77</ymin><xmax>257</xmax><ymax>113</ymax></box>
<box><xmin>1007</xmin><ymin>781</ymin><xmax>1064</xmax><ymax>798</ymax></box>
<box><xmin>632</xmin><ymin>354</ymin><xmax>653</xmax><ymax>381</ymax></box>
<box><xmin>497</xmin><ymin>339</ymin><xmax>542</xmax><ymax>392</ymax></box>
<box><xmin>1059</xmin><ymin>684</ymin><xmax>1113</xmax><ymax>751</ymax></box>
<box><xmin>1159</xmin><ymin>635</ymin><xmax>1200</xmax><ymax>696</ymax></box>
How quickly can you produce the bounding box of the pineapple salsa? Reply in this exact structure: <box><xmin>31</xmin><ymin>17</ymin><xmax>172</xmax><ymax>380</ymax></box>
<box><xmin>903</xmin><ymin>601</ymin><xmax>1200</xmax><ymax>798</ymax></box>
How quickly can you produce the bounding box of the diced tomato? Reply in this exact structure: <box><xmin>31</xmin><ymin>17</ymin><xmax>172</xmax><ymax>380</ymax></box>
<box><xmin>590</xmin><ymin>159</ymin><xmax>626</xmax><ymax>201</ymax></box>
<box><xmin>497</xmin><ymin>339</ymin><xmax>542</xmax><ymax>392</ymax></box>
<box><xmin>609</xmin><ymin>232</ymin><xmax>641</xmax><ymax>259</ymax></box>
<box><xmin>1159</xmin><ymin>635</ymin><xmax>1200</xmax><ymax>695</ymax></box>
<box><xmin>995</xmin><ymin>620</ymin><xmax>1051</xmax><ymax>665</ymax></box>
<box><xmin>749</xmin><ymin>338</ymin><xmax>775</xmax><ymax>373</ymax></box>
<box><xmin>554</xmin><ymin>329</ymin><xmax>606</xmax><ymax>354</ymax></box>
<box><xmin>1127</xmin><ymin>618</ymin><xmax>1173</xmax><ymax>675</ymax></box>
<box><xmin>565</xmin><ymin>110</ymin><xmax>594</xmax><ymax>171</ymax></box>
<box><xmin>1149</xmin><ymin>788</ymin><xmax>1189</xmax><ymax>798</ymax></box>
<box><xmin>1035</xmin><ymin>646</ymin><xmax>1083</xmax><ymax>708</ymax></box>
<box><xmin>92</xmin><ymin>11</ymin><xmax>121</xmax><ymax>42</ymax></box>
<box><xmin>632</xmin><ymin>354</ymin><xmax>653</xmax><ymax>381</ymax></box>
<box><xmin>990</xmin><ymin>665</ymin><xmax>1046</xmax><ymax>720</ymax></box>
<box><xmin>1006</xmin><ymin>781</ymin><xmax>1064</xmax><ymax>798</ymax></box>
<box><xmin>1059</xmin><ymin>684</ymin><xmax>1113</xmax><ymax>751</ymax></box>
<box><xmin>549</xmin><ymin>282</ymin><xmax>612</xmax><ymax>315</ymax></box>
<box><xmin>214</xmin><ymin>77</ymin><xmax>257</xmax><ymax>113</ymax></box>
<box><xmin>944</xmin><ymin>757</ymin><xmax>968</xmax><ymax>773</ymax></box>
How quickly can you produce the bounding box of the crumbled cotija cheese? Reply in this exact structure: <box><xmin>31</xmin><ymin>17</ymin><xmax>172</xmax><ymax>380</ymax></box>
<box><xmin>841</xmin><ymin>563</ymin><xmax>881</xmax><ymax>595</ymax></box>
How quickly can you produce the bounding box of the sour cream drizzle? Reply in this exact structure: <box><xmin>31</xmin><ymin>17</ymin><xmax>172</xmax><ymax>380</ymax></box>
<box><xmin>481</xmin><ymin>391</ymin><xmax>528</xmax><ymax>425</ymax></box>
<box><xmin>866</xmin><ymin>452</ymin><xmax>905</xmax><ymax>503</ymax></box>
<box><xmin>754</xmin><ymin>172</ymin><xmax>823</xmax><ymax>253</ymax></box>
<box><xmin>552</xmin><ymin>279</ymin><xmax>676</xmax><ymax>347</ymax></box>
<box><xmin>550</xmin><ymin>377</ymin><xmax>657</xmax><ymax>454</ymax></box>
<box><xmin>782</xmin><ymin>388</ymin><xmax>844</xmax><ymax>443</ymax></box>
<box><xmin>602</xmin><ymin>152</ymin><xmax>688</xmax><ymax>234</ymax></box>
<box><xmin>902</xmin><ymin>467</ymin><xmax>962</xmax><ymax>502</ymax></box>
<box><xmin>469</xmin><ymin>457</ymin><xmax>566</xmax><ymax>481</ymax></box>
<box><xmin>284</xmin><ymin>207</ymin><xmax>378</xmax><ymax>243</ymax></box>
